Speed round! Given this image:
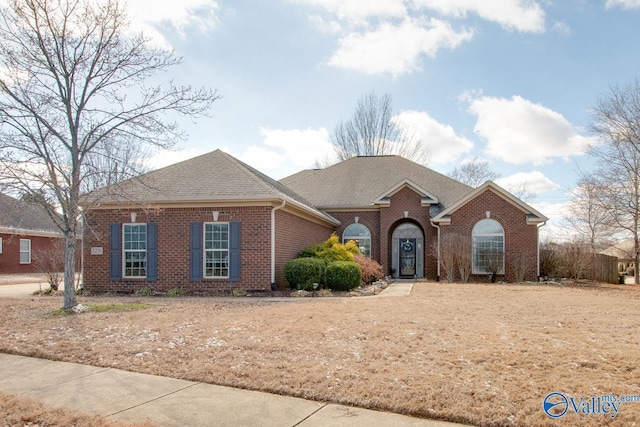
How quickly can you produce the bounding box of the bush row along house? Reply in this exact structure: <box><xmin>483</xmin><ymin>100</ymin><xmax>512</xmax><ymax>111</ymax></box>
<box><xmin>0</xmin><ymin>193</ymin><xmax>64</xmax><ymax>274</ymax></box>
<box><xmin>81</xmin><ymin>149</ymin><xmax>548</xmax><ymax>293</ymax></box>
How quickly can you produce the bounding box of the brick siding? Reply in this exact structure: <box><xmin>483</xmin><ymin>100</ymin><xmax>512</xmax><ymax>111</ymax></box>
<box><xmin>442</xmin><ymin>189</ymin><xmax>540</xmax><ymax>282</ymax></box>
<box><xmin>83</xmin><ymin>205</ymin><xmax>334</xmax><ymax>293</ymax></box>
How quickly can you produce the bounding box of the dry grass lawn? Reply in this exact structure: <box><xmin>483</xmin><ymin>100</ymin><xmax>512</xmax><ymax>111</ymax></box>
<box><xmin>1</xmin><ymin>281</ymin><xmax>639</xmax><ymax>426</ymax></box>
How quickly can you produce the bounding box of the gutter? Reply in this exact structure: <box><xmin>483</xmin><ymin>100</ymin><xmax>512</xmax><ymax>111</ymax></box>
<box><xmin>537</xmin><ymin>221</ymin><xmax>547</xmax><ymax>278</ymax></box>
<box><xmin>430</xmin><ymin>219</ymin><xmax>441</xmax><ymax>280</ymax></box>
<box><xmin>271</xmin><ymin>199</ymin><xmax>286</xmax><ymax>290</ymax></box>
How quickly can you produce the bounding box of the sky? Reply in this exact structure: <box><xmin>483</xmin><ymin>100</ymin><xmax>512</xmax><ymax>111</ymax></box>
<box><xmin>121</xmin><ymin>0</ymin><xmax>640</xmax><ymax>239</ymax></box>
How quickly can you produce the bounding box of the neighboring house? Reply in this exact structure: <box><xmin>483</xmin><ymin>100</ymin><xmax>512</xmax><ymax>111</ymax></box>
<box><xmin>82</xmin><ymin>149</ymin><xmax>548</xmax><ymax>293</ymax></box>
<box><xmin>600</xmin><ymin>239</ymin><xmax>636</xmax><ymax>273</ymax></box>
<box><xmin>0</xmin><ymin>193</ymin><xmax>64</xmax><ymax>274</ymax></box>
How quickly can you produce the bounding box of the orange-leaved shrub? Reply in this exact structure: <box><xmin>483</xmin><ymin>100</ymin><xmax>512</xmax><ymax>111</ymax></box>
<box><xmin>354</xmin><ymin>254</ymin><xmax>384</xmax><ymax>285</ymax></box>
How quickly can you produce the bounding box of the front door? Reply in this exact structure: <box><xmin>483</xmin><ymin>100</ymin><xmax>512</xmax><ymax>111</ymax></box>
<box><xmin>399</xmin><ymin>239</ymin><xmax>416</xmax><ymax>277</ymax></box>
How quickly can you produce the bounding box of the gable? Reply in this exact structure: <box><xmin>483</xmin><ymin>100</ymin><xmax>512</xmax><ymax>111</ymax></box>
<box><xmin>373</xmin><ymin>179</ymin><xmax>439</xmax><ymax>206</ymax></box>
<box><xmin>432</xmin><ymin>181</ymin><xmax>548</xmax><ymax>225</ymax></box>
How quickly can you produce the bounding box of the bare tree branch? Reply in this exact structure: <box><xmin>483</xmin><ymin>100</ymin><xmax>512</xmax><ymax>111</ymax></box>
<box><xmin>447</xmin><ymin>155</ymin><xmax>499</xmax><ymax>188</ymax></box>
<box><xmin>326</xmin><ymin>91</ymin><xmax>428</xmax><ymax>165</ymax></box>
<box><xmin>0</xmin><ymin>0</ymin><xmax>220</xmax><ymax>308</ymax></box>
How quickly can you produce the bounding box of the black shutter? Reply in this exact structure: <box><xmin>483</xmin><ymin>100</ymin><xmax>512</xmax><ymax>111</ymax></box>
<box><xmin>190</xmin><ymin>222</ymin><xmax>203</xmax><ymax>281</ymax></box>
<box><xmin>109</xmin><ymin>223</ymin><xmax>121</xmax><ymax>281</ymax></box>
<box><xmin>229</xmin><ymin>222</ymin><xmax>241</xmax><ymax>282</ymax></box>
<box><xmin>146</xmin><ymin>222</ymin><xmax>158</xmax><ymax>281</ymax></box>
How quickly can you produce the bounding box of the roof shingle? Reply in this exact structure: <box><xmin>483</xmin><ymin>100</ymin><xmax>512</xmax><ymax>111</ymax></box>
<box><xmin>279</xmin><ymin>155</ymin><xmax>474</xmax><ymax>209</ymax></box>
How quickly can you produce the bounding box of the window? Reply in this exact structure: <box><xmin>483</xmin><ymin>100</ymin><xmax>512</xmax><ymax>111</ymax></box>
<box><xmin>123</xmin><ymin>224</ymin><xmax>147</xmax><ymax>278</ymax></box>
<box><xmin>472</xmin><ymin>219</ymin><xmax>504</xmax><ymax>275</ymax></box>
<box><xmin>19</xmin><ymin>239</ymin><xmax>31</xmax><ymax>264</ymax></box>
<box><xmin>343</xmin><ymin>223</ymin><xmax>371</xmax><ymax>257</ymax></box>
<box><xmin>204</xmin><ymin>223</ymin><xmax>229</xmax><ymax>278</ymax></box>
<box><xmin>0</xmin><ymin>237</ymin><xmax>3</xmax><ymax>254</ymax></box>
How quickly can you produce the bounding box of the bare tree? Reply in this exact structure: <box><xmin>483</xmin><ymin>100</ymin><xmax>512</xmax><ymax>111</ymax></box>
<box><xmin>0</xmin><ymin>0</ymin><xmax>219</xmax><ymax>309</ymax></box>
<box><xmin>560</xmin><ymin>239</ymin><xmax>589</xmax><ymax>280</ymax></box>
<box><xmin>433</xmin><ymin>234</ymin><xmax>457</xmax><ymax>282</ymax></box>
<box><xmin>587</xmin><ymin>79</ymin><xmax>640</xmax><ymax>283</ymax></box>
<box><xmin>448</xmin><ymin>155</ymin><xmax>499</xmax><ymax>188</ymax></box>
<box><xmin>455</xmin><ymin>234</ymin><xmax>472</xmax><ymax>283</ymax></box>
<box><xmin>328</xmin><ymin>92</ymin><xmax>428</xmax><ymax>165</ymax></box>
<box><xmin>562</xmin><ymin>181</ymin><xmax>616</xmax><ymax>253</ymax></box>
<box><xmin>32</xmin><ymin>240</ymin><xmax>65</xmax><ymax>291</ymax></box>
<box><xmin>509</xmin><ymin>251</ymin><xmax>534</xmax><ymax>283</ymax></box>
<box><xmin>502</xmin><ymin>182</ymin><xmax>536</xmax><ymax>203</ymax></box>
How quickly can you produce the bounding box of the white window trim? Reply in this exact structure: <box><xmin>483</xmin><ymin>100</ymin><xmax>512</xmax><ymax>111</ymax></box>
<box><xmin>472</xmin><ymin>220</ymin><xmax>505</xmax><ymax>275</ymax></box>
<box><xmin>0</xmin><ymin>237</ymin><xmax>3</xmax><ymax>254</ymax></box>
<box><xmin>203</xmin><ymin>222</ymin><xmax>230</xmax><ymax>279</ymax></box>
<box><xmin>19</xmin><ymin>239</ymin><xmax>31</xmax><ymax>264</ymax></box>
<box><xmin>122</xmin><ymin>223</ymin><xmax>147</xmax><ymax>279</ymax></box>
<box><xmin>342</xmin><ymin>223</ymin><xmax>372</xmax><ymax>257</ymax></box>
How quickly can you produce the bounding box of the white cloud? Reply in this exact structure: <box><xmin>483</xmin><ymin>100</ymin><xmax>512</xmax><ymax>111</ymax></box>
<box><xmin>309</xmin><ymin>15</ymin><xmax>342</xmax><ymax>34</ymax></box>
<box><xmin>393</xmin><ymin>110</ymin><xmax>474</xmax><ymax>164</ymax></box>
<box><xmin>125</xmin><ymin>1</ymin><xmax>220</xmax><ymax>48</ymax></box>
<box><xmin>468</xmin><ymin>95</ymin><xmax>594</xmax><ymax>165</ymax></box>
<box><xmin>606</xmin><ymin>0</ymin><xmax>640</xmax><ymax>9</ymax></box>
<box><xmin>233</xmin><ymin>128</ymin><xmax>334</xmax><ymax>179</ymax></box>
<box><xmin>293</xmin><ymin>0</ymin><xmax>407</xmax><ymax>25</ymax></box>
<box><xmin>329</xmin><ymin>18</ymin><xmax>473</xmax><ymax>76</ymax></box>
<box><xmin>413</xmin><ymin>0</ymin><xmax>546</xmax><ymax>33</ymax></box>
<box><xmin>531</xmin><ymin>199</ymin><xmax>573</xmax><ymax>241</ymax></box>
<box><xmin>495</xmin><ymin>170</ymin><xmax>560</xmax><ymax>194</ymax></box>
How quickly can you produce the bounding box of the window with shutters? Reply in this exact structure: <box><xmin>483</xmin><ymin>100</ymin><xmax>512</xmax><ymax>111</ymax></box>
<box><xmin>204</xmin><ymin>222</ymin><xmax>229</xmax><ymax>278</ymax></box>
<box><xmin>123</xmin><ymin>224</ymin><xmax>147</xmax><ymax>278</ymax></box>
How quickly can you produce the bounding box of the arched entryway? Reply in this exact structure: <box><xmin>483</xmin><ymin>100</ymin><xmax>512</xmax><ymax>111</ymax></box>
<box><xmin>391</xmin><ymin>222</ymin><xmax>424</xmax><ymax>279</ymax></box>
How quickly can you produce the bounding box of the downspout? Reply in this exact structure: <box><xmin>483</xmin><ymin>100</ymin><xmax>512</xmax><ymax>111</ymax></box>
<box><xmin>271</xmin><ymin>199</ymin><xmax>286</xmax><ymax>290</ymax></box>
<box><xmin>537</xmin><ymin>221</ymin><xmax>547</xmax><ymax>279</ymax></box>
<box><xmin>430</xmin><ymin>219</ymin><xmax>441</xmax><ymax>281</ymax></box>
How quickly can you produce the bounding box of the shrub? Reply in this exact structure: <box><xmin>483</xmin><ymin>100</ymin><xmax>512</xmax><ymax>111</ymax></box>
<box><xmin>297</xmin><ymin>234</ymin><xmax>359</xmax><ymax>263</ymax></box>
<box><xmin>232</xmin><ymin>288</ymin><xmax>247</xmax><ymax>297</ymax></box>
<box><xmin>136</xmin><ymin>286</ymin><xmax>152</xmax><ymax>296</ymax></box>
<box><xmin>325</xmin><ymin>261</ymin><xmax>361</xmax><ymax>291</ymax></box>
<box><xmin>167</xmin><ymin>287</ymin><xmax>185</xmax><ymax>297</ymax></box>
<box><xmin>354</xmin><ymin>254</ymin><xmax>384</xmax><ymax>285</ymax></box>
<box><xmin>284</xmin><ymin>257</ymin><xmax>325</xmax><ymax>291</ymax></box>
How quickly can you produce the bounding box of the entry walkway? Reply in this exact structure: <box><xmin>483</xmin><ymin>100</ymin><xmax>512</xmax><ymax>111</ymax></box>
<box><xmin>375</xmin><ymin>278</ymin><xmax>415</xmax><ymax>297</ymax></box>
<box><xmin>0</xmin><ymin>353</ymin><xmax>468</xmax><ymax>427</ymax></box>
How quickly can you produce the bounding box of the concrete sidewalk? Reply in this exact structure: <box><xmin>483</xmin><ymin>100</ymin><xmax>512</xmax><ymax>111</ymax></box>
<box><xmin>375</xmin><ymin>279</ymin><xmax>414</xmax><ymax>297</ymax></box>
<box><xmin>0</xmin><ymin>353</ymin><xmax>467</xmax><ymax>427</ymax></box>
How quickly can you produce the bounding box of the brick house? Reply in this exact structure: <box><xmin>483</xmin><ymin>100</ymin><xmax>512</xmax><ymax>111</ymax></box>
<box><xmin>82</xmin><ymin>149</ymin><xmax>547</xmax><ymax>292</ymax></box>
<box><xmin>0</xmin><ymin>193</ymin><xmax>65</xmax><ymax>274</ymax></box>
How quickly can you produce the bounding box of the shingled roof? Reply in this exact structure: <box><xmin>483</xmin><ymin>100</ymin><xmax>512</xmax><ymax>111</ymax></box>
<box><xmin>86</xmin><ymin>150</ymin><xmax>338</xmax><ymax>224</ymax></box>
<box><xmin>280</xmin><ymin>155</ymin><xmax>474</xmax><ymax>209</ymax></box>
<box><xmin>0</xmin><ymin>193</ymin><xmax>61</xmax><ymax>234</ymax></box>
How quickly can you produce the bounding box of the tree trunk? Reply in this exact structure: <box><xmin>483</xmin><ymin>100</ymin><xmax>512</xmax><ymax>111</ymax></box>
<box><xmin>63</xmin><ymin>233</ymin><xmax>77</xmax><ymax>309</ymax></box>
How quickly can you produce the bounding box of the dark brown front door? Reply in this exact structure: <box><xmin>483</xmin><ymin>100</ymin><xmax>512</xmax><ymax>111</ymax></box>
<box><xmin>399</xmin><ymin>239</ymin><xmax>416</xmax><ymax>277</ymax></box>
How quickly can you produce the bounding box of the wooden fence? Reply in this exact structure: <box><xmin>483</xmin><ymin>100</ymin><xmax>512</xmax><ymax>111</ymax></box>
<box><xmin>585</xmin><ymin>253</ymin><xmax>619</xmax><ymax>284</ymax></box>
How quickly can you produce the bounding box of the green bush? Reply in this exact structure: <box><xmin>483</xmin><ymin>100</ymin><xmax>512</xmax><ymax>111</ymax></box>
<box><xmin>325</xmin><ymin>261</ymin><xmax>362</xmax><ymax>291</ymax></box>
<box><xmin>167</xmin><ymin>287</ymin><xmax>185</xmax><ymax>297</ymax></box>
<box><xmin>284</xmin><ymin>257</ymin><xmax>325</xmax><ymax>291</ymax></box>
